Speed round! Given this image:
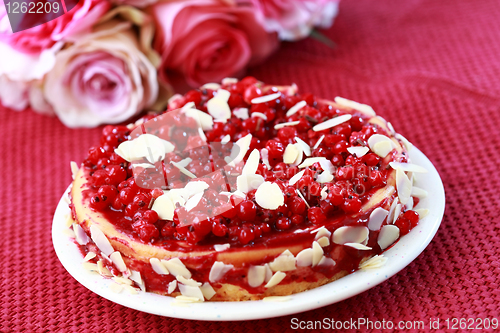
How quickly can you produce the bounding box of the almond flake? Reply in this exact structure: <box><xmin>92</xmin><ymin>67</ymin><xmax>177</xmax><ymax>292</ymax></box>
<box><xmin>221</xmin><ymin>134</ymin><xmax>231</xmax><ymax>144</ymax></box>
<box><xmin>378</xmin><ymin>225</ymin><xmax>400</xmax><ymax>250</ymax></box>
<box><xmin>396</xmin><ymin>168</ymin><xmax>412</xmax><ymax>205</ymax></box>
<box><xmin>248</xmin><ymin>265</ymin><xmax>266</xmax><ymax>287</ymax></box>
<box><xmin>181</xmin><ymin>102</ymin><xmax>196</xmax><ymax>111</ymax></box>
<box><xmin>298</xmin><ymin>157</ymin><xmax>327</xmax><ymax>169</ymax></box>
<box><xmin>176</xmin><ymin>275</ymin><xmax>202</xmax><ymax>287</ymax></box>
<box><xmin>334</xmin><ymin>96</ymin><xmax>376</xmax><ymax>116</ymax></box>
<box><xmin>294</xmin><ymin>137</ymin><xmax>311</xmax><ymax>156</ymax></box>
<box><xmin>368</xmin><ymin>207</ymin><xmax>389</xmax><ymax>231</ymax></box>
<box><xmin>387</xmin><ymin>197</ymin><xmax>399</xmax><ymax>224</ymax></box>
<box><xmin>151</xmin><ymin>195</ymin><xmax>175</xmax><ymax>221</ymax></box>
<box><xmin>83</xmin><ymin>252</ymin><xmax>96</xmax><ymax>262</ymax></box>
<box><xmin>269</xmin><ymin>252</ymin><xmax>296</xmax><ymax>272</ymax></box>
<box><xmin>229</xmin><ymin>133</ymin><xmax>252</xmax><ymax>165</ymax></box>
<box><xmin>395</xmin><ymin>133</ymin><xmax>413</xmax><ymax>151</ymax></box>
<box><xmin>251</xmin><ymin>92</ymin><xmax>281</xmax><ymax>104</ymax></box>
<box><xmin>184</xmin><ymin>108</ymin><xmax>214</xmax><ymax>131</ymax></box>
<box><xmin>214</xmin><ymin>243</ymin><xmax>230</xmax><ymax>252</ymax></box>
<box><xmin>242</xmin><ymin>149</ymin><xmax>260</xmax><ymax>175</ymax></box>
<box><xmin>97</xmin><ymin>260</ymin><xmax>112</xmax><ymax>277</ymax></box>
<box><xmin>387</xmin><ymin>122</ymin><xmax>395</xmax><ymax>134</ymax></box>
<box><xmin>320</xmin><ymin>186</ymin><xmax>328</xmax><ymax>200</ymax></box>
<box><xmin>185</xmin><ymin>192</ymin><xmax>203</xmax><ymax>212</ymax></box>
<box><xmin>313</xmin><ymin>135</ymin><xmax>325</xmax><ymax>150</ymax></box>
<box><xmin>313</xmin><ymin>114</ymin><xmax>352</xmax><ymax>132</ymax></box>
<box><xmin>178</xmin><ymin>284</ymin><xmax>204</xmax><ymax>301</ymax></box>
<box><xmin>332</xmin><ymin>226</ymin><xmax>369</xmax><ymax>245</ymax></box>
<box><xmin>314</xmin><ymin>226</ymin><xmax>332</xmax><ymax>239</ymax></box>
<box><xmin>251</xmin><ymin>112</ymin><xmax>268</xmax><ymax>120</ymax></box>
<box><xmin>347</xmin><ymin>146</ymin><xmax>370</xmax><ymax>157</ymax></box>
<box><xmin>162</xmin><ymin>258</ymin><xmax>191</xmax><ymax>278</ymax></box>
<box><xmin>296</xmin><ymin>248</ymin><xmax>313</xmax><ymax>267</ymax></box>
<box><xmin>90</xmin><ymin>225</ymin><xmax>114</xmax><ymax>256</ymax></box>
<box><xmin>197</xmin><ymin>127</ymin><xmax>207</xmax><ymax>142</ymax></box>
<box><xmin>367</xmin><ymin>134</ymin><xmax>394</xmax><ymax>158</ymax></box>
<box><xmin>109</xmin><ymin>283</ymin><xmax>124</xmax><ymax>294</ymax></box>
<box><xmin>82</xmin><ymin>262</ymin><xmax>98</xmax><ymax>273</ymax></box>
<box><xmin>207</xmin><ymin>96</ymin><xmax>231</xmax><ymax>121</ymax></box>
<box><xmin>184</xmin><ymin>181</ymin><xmax>209</xmax><ymax>197</ymax></box>
<box><xmin>260</xmin><ymin>148</ymin><xmax>271</xmax><ymax>169</ymax></box>
<box><xmin>233</xmin><ymin>107</ymin><xmax>249</xmax><ymax>120</ymax></box>
<box><xmin>263</xmin><ymin>296</ymin><xmax>292</xmax><ymax>302</ymax></box>
<box><xmin>274</xmin><ymin>121</ymin><xmax>300</xmax><ymax>130</ymax></box>
<box><xmin>312</xmin><ymin>241</ymin><xmax>324</xmax><ymax>266</ymax></box>
<box><xmin>123</xmin><ymin>285</ymin><xmax>139</xmax><ymax>295</ymax></box>
<box><xmin>393</xmin><ymin>204</ymin><xmax>402</xmax><ymax>224</ymax></box>
<box><xmin>359</xmin><ymin>255</ymin><xmax>388</xmax><ymax>270</ymax></box>
<box><xmin>129</xmin><ymin>270</ymin><xmax>144</xmax><ymax>290</ymax></box>
<box><xmin>415</xmin><ymin>208</ymin><xmax>430</xmax><ymax>219</ymax></box>
<box><xmin>237</xmin><ymin>174</ymin><xmax>265</xmax><ymax>193</ymax></box>
<box><xmin>264</xmin><ymin>264</ymin><xmax>273</xmax><ymax>283</ymax></box>
<box><xmin>112</xmin><ymin>276</ymin><xmax>133</xmax><ymax>286</ymax></box>
<box><xmin>168</xmin><ymin>280</ymin><xmax>177</xmax><ymax>294</ymax></box>
<box><xmin>70</xmin><ymin>161</ymin><xmax>79</xmax><ymax>180</ymax></box>
<box><xmin>289</xmin><ymin>170</ymin><xmax>305</xmax><ymax>186</ymax></box>
<box><xmin>317</xmin><ymin>171</ymin><xmax>334</xmax><ymax>183</ymax></box>
<box><xmin>150</xmin><ymin>258</ymin><xmax>169</xmax><ymax>275</ymax></box>
<box><xmin>411</xmin><ymin>186</ymin><xmax>428</xmax><ymax>199</ymax></box>
<box><xmin>209</xmin><ymin>261</ymin><xmax>234</xmax><ymax>282</ymax></box>
<box><xmin>73</xmin><ymin>223</ymin><xmax>90</xmax><ymax>245</ymax></box>
<box><xmin>201</xmin><ymin>82</ymin><xmax>221</xmax><ymax>90</ymax></box>
<box><xmin>255</xmin><ymin>182</ymin><xmax>285</xmax><ymax>210</ymax></box>
<box><xmin>317</xmin><ymin>236</ymin><xmax>330</xmax><ymax>247</ymax></box>
<box><xmin>216</xmin><ymin>89</ymin><xmax>231</xmax><ymax>102</ymax></box>
<box><xmin>283</xmin><ymin>144</ymin><xmax>300</xmax><ymax>164</ymax></box>
<box><xmin>110</xmin><ymin>252</ymin><xmax>127</xmax><ymax>272</ymax></box>
<box><xmin>286</xmin><ymin>100</ymin><xmax>307</xmax><ymax>117</ymax></box>
<box><xmin>318</xmin><ymin>256</ymin><xmax>336</xmax><ymax>267</ymax></box>
<box><xmin>264</xmin><ymin>271</ymin><xmax>286</xmax><ymax>288</ymax></box>
<box><xmin>222</xmin><ymin>77</ymin><xmax>238</xmax><ymax>85</ymax></box>
<box><xmin>168</xmin><ymin>93</ymin><xmax>183</xmax><ymax>106</ymax></box>
<box><xmin>405</xmin><ymin>197</ymin><xmax>414</xmax><ymax>210</ymax></box>
<box><xmin>389</xmin><ymin>162</ymin><xmax>428</xmax><ymax>173</ymax></box>
<box><xmin>171</xmin><ymin>161</ymin><xmax>196</xmax><ymax>179</ymax></box>
<box><xmin>345</xmin><ymin>243</ymin><xmax>372</xmax><ymax>250</ymax></box>
<box><xmin>296</xmin><ymin>189</ymin><xmax>311</xmax><ymax>208</ymax></box>
<box><xmin>200</xmin><ymin>283</ymin><xmax>216</xmax><ymax>300</ymax></box>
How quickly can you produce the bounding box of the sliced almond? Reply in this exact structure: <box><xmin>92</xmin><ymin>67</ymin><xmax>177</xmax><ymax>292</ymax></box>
<box><xmin>396</xmin><ymin>168</ymin><xmax>412</xmax><ymax>205</ymax></box>
<box><xmin>255</xmin><ymin>182</ymin><xmax>285</xmax><ymax>210</ymax></box>
<box><xmin>162</xmin><ymin>258</ymin><xmax>191</xmax><ymax>278</ymax></box>
<box><xmin>216</xmin><ymin>89</ymin><xmax>231</xmax><ymax>102</ymax></box>
<box><xmin>221</xmin><ymin>134</ymin><xmax>231</xmax><ymax>144</ymax></box>
<box><xmin>73</xmin><ymin>223</ymin><xmax>90</xmax><ymax>245</ymax></box>
<box><xmin>314</xmin><ymin>226</ymin><xmax>332</xmax><ymax>239</ymax></box>
<box><xmin>405</xmin><ymin>196</ymin><xmax>414</xmax><ymax>210</ymax></box>
<box><xmin>378</xmin><ymin>225</ymin><xmax>400</xmax><ymax>250</ymax></box>
<box><xmin>313</xmin><ymin>135</ymin><xmax>326</xmax><ymax>150</ymax></box>
<box><xmin>286</xmin><ymin>100</ymin><xmax>307</xmax><ymax>117</ymax></box>
<box><xmin>171</xmin><ymin>161</ymin><xmax>196</xmax><ymax>179</ymax></box>
<box><xmin>264</xmin><ymin>264</ymin><xmax>273</xmax><ymax>283</ymax></box>
<box><xmin>184</xmin><ymin>181</ymin><xmax>209</xmax><ymax>197</ymax></box>
<box><xmin>373</xmin><ymin>141</ymin><xmax>393</xmax><ymax>158</ymax></box>
<box><xmin>367</xmin><ymin>207</ymin><xmax>389</xmax><ymax>231</ymax></box>
<box><xmin>296</xmin><ymin>248</ymin><xmax>314</xmax><ymax>267</ymax></box>
<box><xmin>283</xmin><ymin>144</ymin><xmax>300</xmax><ymax>164</ymax></box>
<box><xmin>347</xmin><ymin>146</ymin><xmax>370</xmax><ymax>157</ymax></box>
<box><xmin>264</xmin><ymin>271</ymin><xmax>286</xmax><ymax>288</ymax></box>
<box><xmin>185</xmin><ymin>192</ymin><xmax>203</xmax><ymax>212</ymax></box>
<box><xmin>395</xmin><ymin>133</ymin><xmax>413</xmax><ymax>151</ymax></box>
<box><xmin>168</xmin><ymin>280</ymin><xmax>177</xmax><ymax>294</ymax></box>
<box><xmin>248</xmin><ymin>265</ymin><xmax>266</xmax><ymax>287</ymax></box>
<box><xmin>209</xmin><ymin>261</ymin><xmax>234</xmax><ymax>282</ymax></box>
<box><xmin>345</xmin><ymin>243</ymin><xmax>372</xmax><ymax>250</ymax></box>
<box><xmin>176</xmin><ymin>275</ymin><xmax>202</xmax><ymax>287</ymax></box>
<box><xmin>387</xmin><ymin>197</ymin><xmax>399</xmax><ymax>225</ymax></box>
<box><xmin>222</xmin><ymin>77</ymin><xmax>238</xmax><ymax>85</ymax></box>
<box><xmin>83</xmin><ymin>252</ymin><xmax>96</xmax><ymax>262</ymax></box>
<box><xmin>393</xmin><ymin>204</ymin><xmax>402</xmax><ymax>224</ymax></box>
<box><xmin>251</xmin><ymin>112</ymin><xmax>267</xmax><ymax>120</ymax></box>
<box><xmin>200</xmin><ymin>283</ymin><xmax>216</xmax><ymax>300</ymax></box>
<box><xmin>109</xmin><ymin>283</ymin><xmax>124</xmax><ymax>294</ymax></box>
<box><xmin>274</xmin><ymin>121</ymin><xmax>300</xmax><ymax>130</ymax></box>
<box><xmin>230</xmin><ymin>133</ymin><xmax>252</xmax><ymax>165</ymax></box>
<box><xmin>389</xmin><ymin>162</ymin><xmax>428</xmax><ymax>173</ymax></box>
<box><xmin>288</xmin><ymin>170</ymin><xmax>305</xmax><ymax>186</ymax></box>
<box><xmin>269</xmin><ymin>252</ymin><xmax>296</xmax><ymax>272</ymax></box>
<box><xmin>313</xmin><ymin>114</ymin><xmax>352</xmax><ymax>132</ymax></box>
<box><xmin>318</xmin><ymin>256</ymin><xmax>336</xmax><ymax>267</ymax></box>
<box><xmin>110</xmin><ymin>252</ymin><xmax>127</xmax><ymax>272</ymax></box>
<box><xmin>359</xmin><ymin>255</ymin><xmax>387</xmax><ymax>270</ymax></box>
<box><xmin>334</xmin><ymin>97</ymin><xmax>376</xmax><ymax>116</ymax></box>
<box><xmin>414</xmin><ymin>208</ymin><xmax>430</xmax><ymax>219</ymax></box>
<box><xmin>207</xmin><ymin>97</ymin><xmax>231</xmax><ymax>120</ymax></box>
<box><xmin>332</xmin><ymin>226</ymin><xmax>369</xmax><ymax>245</ymax></box>
<box><xmin>320</xmin><ymin>186</ymin><xmax>328</xmax><ymax>200</ymax></box>
<box><xmin>90</xmin><ymin>225</ymin><xmax>114</xmax><ymax>256</ymax></box>
<box><xmin>233</xmin><ymin>107</ymin><xmax>249</xmax><ymax>120</ymax></box>
<box><xmin>178</xmin><ymin>283</ymin><xmax>204</xmax><ymax>302</ymax></box>
<box><xmin>214</xmin><ymin>244</ymin><xmax>230</xmax><ymax>252</ymax></box>
<box><xmin>82</xmin><ymin>262</ymin><xmax>99</xmax><ymax>273</ymax></box>
<box><xmin>294</xmin><ymin>137</ymin><xmax>311</xmax><ymax>156</ymax></box>
<box><xmin>150</xmin><ymin>258</ymin><xmax>169</xmax><ymax>275</ymax></box>
<box><xmin>236</xmin><ymin>174</ymin><xmax>265</xmax><ymax>193</ymax></box>
<box><xmin>298</xmin><ymin>157</ymin><xmax>327</xmax><ymax>169</ymax></box>
<box><xmin>70</xmin><ymin>161</ymin><xmax>79</xmax><ymax>180</ymax></box>
<box><xmin>312</xmin><ymin>241</ymin><xmax>324</xmax><ymax>266</ymax></box>
<box><xmin>260</xmin><ymin>148</ymin><xmax>271</xmax><ymax>170</ymax></box>
<box><xmin>151</xmin><ymin>195</ymin><xmax>175</xmax><ymax>221</ymax></box>
<box><xmin>242</xmin><ymin>149</ymin><xmax>260</xmax><ymax>175</ymax></box>
<box><xmin>316</xmin><ymin>171</ymin><xmax>334</xmax><ymax>183</ymax></box>
<box><xmin>201</xmin><ymin>82</ymin><xmax>221</xmax><ymax>90</ymax></box>
<box><xmin>317</xmin><ymin>236</ymin><xmax>330</xmax><ymax>247</ymax></box>
<box><xmin>251</xmin><ymin>92</ymin><xmax>281</xmax><ymax>104</ymax></box>
<box><xmin>411</xmin><ymin>186</ymin><xmax>428</xmax><ymax>199</ymax></box>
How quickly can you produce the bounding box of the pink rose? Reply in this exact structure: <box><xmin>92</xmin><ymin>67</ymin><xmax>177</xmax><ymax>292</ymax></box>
<box><xmin>244</xmin><ymin>0</ymin><xmax>340</xmax><ymax>41</ymax></box>
<box><xmin>0</xmin><ymin>0</ymin><xmax>110</xmax><ymax>54</ymax></box>
<box><xmin>111</xmin><ymin>0</ymin><xmax>159</xmax><ymax>8</ymax></box>
<box><xmin>152</xmin><ymin>0</ymin><xmax>278</xmax><ymax>87</ymax></box>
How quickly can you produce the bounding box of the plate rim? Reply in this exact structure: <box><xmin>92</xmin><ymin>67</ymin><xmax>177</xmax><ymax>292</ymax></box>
<box><xmin>52</xmin><ymin>147</ymin><xmax>445</xmax><ymax>321</ymax></box>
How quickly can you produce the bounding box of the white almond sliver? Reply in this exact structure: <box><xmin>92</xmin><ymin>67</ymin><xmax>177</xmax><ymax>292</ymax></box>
<box><xmin>110</xmin><ymin>252</ymin><xmax>127</xmax><ymax>272</ymax></box>
<box><xmin>396</xmin><ymin>168</ymin><xmax>412</xmax><ymax>205</ymax></box>
<box><xmin>318</xmin><ymin>256</ymin><xmax>336</xmax><ymax>267</ymax></box>
<box><xmin>231</xmin><ymin>133</ymin><xmax>252</xmax><ymax>165</ymax></box>
<box><xmin>236</xmin><ymin>174</ymin><xmax>265</xmax><ymax>193</ymax></box>
<box><xmin>82</xmin><ymin>262</ymin><xmax>99</xmax><ymax>273</ymax></box>
<box><xmin>283</xmin><ymin>144</ymin><xmax>300</xmax><ymax>164</ymax></box>
<box><xmin>251</xmin><ymin>112</ymin><xmax>267</xmax><ymax>120</ymax></box>
<box><xmin>332</xmin><ymin>226</ymin><xmax>369</xmax><ymax>245</ymax></box>
<box><xmin>184</xmin><ymin>181</ymin><xmax>209</xmax><ymax>197</ymax></box>
<box><xmin>378</xmin><ymin>225</ymin><xmax>400</xmax><ymax>250</ymax></box>
<box><xmin>406</xmin><ymin>197</ymin><xmax>414</xmax><ymax>210</ymax></box>
<box><xmin>372</xmin><ymin>141</ymin><xmax>393</xmax><ymax>158</ymax></box>
<box><xmin>320</xmin><ymin>186</ymin><xmax>328</xmax><ymax>200</ymax></box>
<box><xmin>393</xmin><ymin>204</ymin><xmax>402</xmax><ymax>224</ymax></box>
<box><xmin>207</xmin><ymin>97</ymin><xmax>231</xmax><ymax>120</ymax></box>
<box><xmin>296</xmin><ymin>189</ymin><xmax>311</xmax><ymax>208</ymax></box>
<box><xmin>294</xmin><ymin>137</ymin><xmax>311</xmax><ymax>156</ymax></box>
<box><xmin>184</xmin><ymin>108</ymin><xmax>214</xmax><ymax>131</ymax></box>
<box><xmin>151</xmin><ymin>195</ymin><xmax>175</xmax><ymax>221</ymax></box>
<box><xmin>184</xmin><ymin>192</ymin><xmax>203</xmax><ymax>212</ymax></box>
<box><xmin>83</xmin><ymin>252</ymin><xmax>96</xmax><ymax>262</ymax></box>
<box><xmin>162</xmin><ymin>258</ymin><xmax>191</xmax><ymax>278</ymax></box>
<box><xmin>255</xmin><ymin>182</ymin><xmax>285</xmax><ymax>210</ymax></box>
<box><xmin>171</xmin><ymin>161</ymin><xmax>196</xmax><ymax>179</ymax></box>
<box><xmin>368</xmin><ymin>134</ymin><xmax>393</xmax><ymax>151</ymax></box>
<box><xmin>150</xmin><ymin>258</ymin><xmax>169</xmax><ymax>275</ymax></box>
<box><xmin>317</xmin><ymin>236</ymin><xmax>330</xmax><ymax>247</ymax></box>
<box><xmin>200</xmin><ymin>283</ymin><xmax>216</xmax><ymax>300</ymax></box>
<box><xmin>269</xmin><ymin>253</ymin><xmax>296</xmax><ymax>272</ymax></box>
<box><xmin>389</xmin><ymin>162</ymin><xmax>428</xmax><ymax>173</ymax></box>
<box><xmin>177</xmin><ymin>275</ymin><xmax>202</xmax><ymax>287</ymax></box>
<box><xmin>214</xmin><ymin>244</ymin><xmax>230</xmax><ymax>252</ymax></box>
<box><xmin>298</xmin><ymin>157</ymin><xmax>327</xmax><ymax>169</ymax></box>
<box><xmin>70</xmin><ymin>161</ymin><xmax>79</xmax><ymax>180</ymax></box>
<box><xmin>248</xmin><ymin>265</ymin><xmax>266</xmax><ymax>287</ymax></box>
<box><xmin>288</xmin><ymin>170</ymin><xmax>305</xmax><ymax>186</ymax></box>
<box><xmin>359</xmin><ymin>255</ymin><xmax>388</xmax><ymax>270</ymax></box>
<box><xmin>314</xmin><ymin>227</ymin><xmax>332</xmax><ymax>239</ymax></box>
<box><xmin>387</xmin><ymin>197</ymin><xmax>399</xmax><ymax>224</ymax></box>
<box><xmin>411</xmin><ymin>186</ymin><xmax>428</xmax><ymax>198</ymax></box>
<box><xmin>264</xmin><ymin>264</ymin><xmax>273</xmax><ymax>283</ymax></box>
<box><xmin>316</xmin><ymin>171</ymin><xmax>333</xmax><ymax>183</ymax></box>
<box><xmin>233</xmin><ymin>107</ymin><xmax>249</xmax><ymax>120</ymax></box>
<box><xmin>216</xmin><ymin>89</ymin><xmax>231</xmax><ymax>102</ymax></box>
<box><xmin>221</xmin><ymin>134</ymin><xmax>231</xmax><ymax>144</ymax></box>
<box><xmin>347</xmin><ymin>146</ymin><xmax>370</xmax><ymax>158</ymax></box>
<box><xmin>312</xmin><ymin>241</ymin><xmax>324</xmax><ymax>267</ymax></box>
<box><xmin>395</xmin><ymin>133</ymin><xmax>413</xmax><ymax>151</ymax></box>
<box><xmin>242</xmin><ymin>149</ymin><xmax>260</xmax><ymax>175</ymax></box>
<box><xmin>168</xmin><ymin>280</ymin><xmax>177</xmax><ymax>294</ymax></box>
<box><xmin>274</xmin><ymin>121</ymin><xmax>300</xmax><ymax>130</ymax></box>
<box><xmin>178</xmin><ymin>283</ymin><xmax>204</xmax><ymax>301</ymax></box>
<box><xmin>345</xmin><ymin>243</ymin><xmax>372</xmax><ymax>250</ymax></box>
<box><xmin>209</xmin><ymin>261</ymin><xmax>234</xmax><ymax>282</ymax></box>
<box><xmin>313</xmin><ymin>114</ymin><xmax>352</xmax><ymax>132</ymax></box>
<box><xmin>109</xmin><ymin>283</ymin><xmax>124</xmax><ymax>294</ymax></box>
<box><xmin>73</xmin><ymin>223</ymin><xmax>90</xmax><ymax>245</ymax></box>
<box><xmin>313</xmin><ymin>135</ymin><xmax>325</xmax><ymax>150</ymax></box>
<box><xmin>251</xmin><ymin>92</ymin><xmax>281</xmax><ymax>104</ymax></box>
<box><xmin>286</xmin><ymin>100</ymin><xmax>307</xmax><ymax>117</ymax></box>
<box><xmin>334</xmin><ymin>96</ymin><xmax>376</xmax><ymax>116</ymax></box>
<box><xmin>90</xmin><ymin>225</ymin><xmax>114</xmax><ymax>256</ymax></box>
<box><xmin>415</xmin><ymin>208</ymin><xmax>430</xmax><ymax>219</ymax></box>
<box><xmin>176</xmin><ymin>157</ymin><xmax>192</xmax><ymax>168</ymax></box>
<box><xmin>296</xmin><ymin>248</ymin><xmax>314</xmax><ymax>267</ymax></box>
<box><xmin>222</xmin><ymin>77</ymin><xmax>238</xmax><ymax>85</ymax></box>
<box><xmin>201</xmin><ymin>82</ymin><xmax>221</xmax><ymax>90</ymax></box>
<box><xmin>367</xmin><ymin>207</ymin><xmax>389</xmax><ymax>231</ymax></box>
<box><xmin>260</xmin><ymin>148</ymin><xmax>271</xmax><ymax>170</ymax></box>
<box><xmin>264</xmin><ymin>271</ymin><xmax>286</xmax><ymax>288</ymax></box>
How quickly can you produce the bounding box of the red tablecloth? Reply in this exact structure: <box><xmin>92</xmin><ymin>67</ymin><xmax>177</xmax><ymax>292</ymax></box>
<box><xmin>2</xmin><ymin>0</ymin><xmax>499</xmax><ymax>331</ymax></box>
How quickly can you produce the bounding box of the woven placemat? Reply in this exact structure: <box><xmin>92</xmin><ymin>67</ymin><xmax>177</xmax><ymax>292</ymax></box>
<box><xmin>1</xmin><ymin>0</ymin><xmax>499</xmax><ymax>331</ymax></box>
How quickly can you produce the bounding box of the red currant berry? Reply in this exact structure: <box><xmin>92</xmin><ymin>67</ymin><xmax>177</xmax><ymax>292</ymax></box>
<box><xmin>308</xmin><ymin>207</ymin><xmax>326</xmax><ymax>224</ymax></box>
<box><xmin>237</xmin><ymin>200</ymin><xmax>257</xmax><ymax>221</ymax></box>
<box><xmin>276</xmin><ymin>217</ymin><xmax>291</xmax><ymax>230</ymax></box>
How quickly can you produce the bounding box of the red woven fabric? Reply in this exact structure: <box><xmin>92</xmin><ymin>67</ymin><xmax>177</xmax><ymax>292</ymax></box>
<box><xmin>1</xmin><ymin>0</ymin><xmax>500</xmax><ymax>331</ymax></box>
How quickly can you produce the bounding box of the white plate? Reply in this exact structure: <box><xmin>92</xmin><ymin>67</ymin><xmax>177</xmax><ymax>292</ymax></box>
<box><xmin>52</xmin><ymin>147</ymin><xmax>445</xmax><ymax>321</ymax></box>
